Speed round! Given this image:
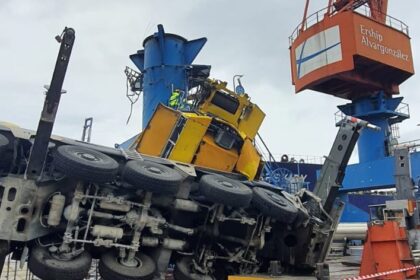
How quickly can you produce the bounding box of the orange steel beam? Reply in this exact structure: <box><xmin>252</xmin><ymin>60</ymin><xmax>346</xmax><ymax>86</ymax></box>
<box><xmin>300</xmin><ymin>0</ymin><xmax>311</xmax><ymax>32</ymax></box>
<box><xmin>368</xmin><ymin>0</ymin><xmax>388</xmax><ymax>23</ymax></box>
<box><xmin>327</xmin><ymin>0</ymin><xmax>334</xmax><ymax>15</ymax></box>
<box><xmin>338</xmin><ymin>72</ymin><xmax>399</xmax><ymax>95</ymax></box>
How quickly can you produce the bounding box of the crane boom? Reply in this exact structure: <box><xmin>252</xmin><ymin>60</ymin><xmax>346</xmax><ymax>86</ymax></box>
<box><xmin>25</xmin><ymin>28</ymin><xmax>75</xmax><ymax>179</ymax></box>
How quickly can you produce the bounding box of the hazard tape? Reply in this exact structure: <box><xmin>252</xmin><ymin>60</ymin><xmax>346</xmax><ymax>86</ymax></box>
<box><xmin>341</xmin><ymin>265</ymin><xmax>420</xmax><ymax>280</ymax></box>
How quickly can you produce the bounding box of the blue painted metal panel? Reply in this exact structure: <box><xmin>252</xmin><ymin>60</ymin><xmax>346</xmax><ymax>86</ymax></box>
<box><xmin>342</xmin><ymin>156</ymin><xmax>395</xmax><ymax>191</ymax></box>
<box><xmin>340</xmin><ymin>194</ymin><xmax>390</xmax><ymax>222</ymax></box>
<box><xmin>338</xmin><ymin>92</ymin><xmax>409</xmax><ymax>163</ymax></box>
<box><xmin>340</xmin><ymin>194</ymin><xmax>370</xmax><ymax>222</ymax></box>
<box><xmin>357</xmin><ymin>118</ymin><xmax>389</xmax><ymax>163</ymax></box>
<box><xmin>269</xmin><ymin>162</ymin><xmax>322</xmax><ymax>191</ymax></box>
<box><xmin>340</xmin><ymin>194</ymin><xmax>392</xmax><ymax>223</ymax></box>
<box><xmin>411</xmin><ymin>152</ymin><xmax>420</xmax><ymax>184</ymax></box>
<box><xmin>118</xmin><ymin>134</ymin><xmax>139</xmax><ymax>149</ymax></box>
<box><xmin>342</xmin><ymin>151</ymin><xmax>420</xmax><ymax>191</ymax></box>
<box><xmin>130</xmin><ymin>24</ymin><xmax>207</xmax><ymax>128</ymax></box>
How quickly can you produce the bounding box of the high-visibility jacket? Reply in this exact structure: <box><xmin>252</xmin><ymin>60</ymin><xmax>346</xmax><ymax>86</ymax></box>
<box><xmin>169</xmin><ymin>91</ymin><xmax>180</xmax><ymax>107</ymax></box>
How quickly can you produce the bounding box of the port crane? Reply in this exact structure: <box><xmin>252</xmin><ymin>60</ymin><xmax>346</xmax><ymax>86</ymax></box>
<box><xmin>289</xmin><ymin>0</ymin><xmax>415</xmax><ymax>223</ymax></box>
<box><xmin>290</xmin><ymin>0</ymin><xmax>420</xmax><ymax>278</ymax></box>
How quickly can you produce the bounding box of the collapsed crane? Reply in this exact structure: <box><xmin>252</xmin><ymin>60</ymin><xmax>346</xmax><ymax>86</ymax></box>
<box><xmin>0</xmin><ymin>23</ymin><xmax>379</xmax><ymax>280</ymax></box>
<box><xmin>290</xmin><ymin>0</ymin><xmax>415</xmax><ymax>221</ymax></box>
<box><xmin>123</xmin><ymin>24</ymin><xmax>381</xmax><ymax>277</ymax></box>
<box><xmin>0</xmin><ymin>1</ymin><xmax>408</xmax><ymax>277</ymax></box>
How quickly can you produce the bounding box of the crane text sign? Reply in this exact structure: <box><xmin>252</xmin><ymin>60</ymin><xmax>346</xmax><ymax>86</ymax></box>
<box><xmin>354</xmin><ymin>15</ymin><xmax>413</xmax><ymax>73</ymax></box>
<box><xmin>360</xmin><ymin>25</ymin><xmax>409</xmax><ymax>62</ymax></box>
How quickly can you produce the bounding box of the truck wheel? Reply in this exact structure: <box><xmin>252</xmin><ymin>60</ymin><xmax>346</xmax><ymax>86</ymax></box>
<box><xmin>122</xmin><ymin>160</ymin><xmax>183</xmax><ymax>194</ymax></box>
<box><xmin>99</xmin><ymin>250</ymin><xmax>156</xmax><ymax>280</ymax></box>
<box><xmin>199</xmin><ymin>174</ymin><xmax>252</xmax><ymax>208</ymax></box>
<box><xmin>174</xmin><ymin>257</ymin><xmax>214</xmax><ymax>280</ymax></box>
<box><xmin>252</xmin><ymin>187</ymin><xmax>298</xmax><ymax>224</ymax></box>
<box><xmin>54</xmin><ymin>145</ymin><xmax>119</xmax><ymax>183</ymax></box>
<box><xmin>28</xmin><ymin>245</ymin><xmax>92</xmax><ymax>280</ymax></box>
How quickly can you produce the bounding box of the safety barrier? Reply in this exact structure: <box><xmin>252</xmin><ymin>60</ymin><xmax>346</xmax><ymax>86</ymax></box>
<box><xmin>342</xmin><ymin>264</ymin><xmax>420</xmax><ymax>280</ymax></box>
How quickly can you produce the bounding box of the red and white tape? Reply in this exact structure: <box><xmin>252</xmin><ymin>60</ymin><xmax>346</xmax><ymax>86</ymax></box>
<box><xmin>341</xmin><ymin>265</ymin><xmax>420</xmax><ymax>280</ymax></box>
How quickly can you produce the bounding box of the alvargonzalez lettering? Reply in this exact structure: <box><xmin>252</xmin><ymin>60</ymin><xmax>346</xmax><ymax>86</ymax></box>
<box><xmin>360</xmin><ymin>25</ymin><xmax>409</xmax><ymax>61</ymax></box>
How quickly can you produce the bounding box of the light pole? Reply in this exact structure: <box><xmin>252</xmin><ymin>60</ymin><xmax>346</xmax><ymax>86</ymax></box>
<box><xmin>233</xmin><ymin>74</ymin><xmax>243</xmax><ymax>94</ymax></box>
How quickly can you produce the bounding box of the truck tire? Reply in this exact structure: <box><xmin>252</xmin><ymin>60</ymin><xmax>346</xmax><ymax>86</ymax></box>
<box><xmin>28</xmin><ymin>245</ymin><xmax>92</xmax><ymax>280</ymax></box>
<box><xmin>99</xmin><ymin>250</ymin><xmax>156</xmax><ymax>280</ymax></box>
<box><xmin>54</xmin><ymin>145</ymin><xmax>119</xmax><ymax>183</ymax></box>
<box><xmin>199</xmin><ymin>174</ymin><xmax>252</xmax><ymax>208</ymax></box>
<box><xmin>252</xmin><ymin>187</ymin><xmax>298</xmax><ymax>224</ymax></box>
<box><xmin>174</xmin><ymin>257</ymin><xmax>214</xmax><ymax>280</ymax></box>
<box><xmin>122</xmin><ymin>160</ymin><xmax>183</xmax><ymax>194</ymax></box>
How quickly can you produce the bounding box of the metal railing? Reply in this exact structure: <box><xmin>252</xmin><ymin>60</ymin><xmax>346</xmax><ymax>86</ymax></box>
<box><xmin>261</xmin><ymin>153</ymin><xmax>324</xmax><ymax>165</ymax></box>
<box><xmin>395</xmin><ymin>101</ymin><xmax>410</xmax><ymax>116</ymax></box>
<box><xmin>334</xmin><ymin>111</ymin><xmax>347</xmax><ymax>126</ymax></box>
<box><xmin>389</xmin><ymin>139</ymin><xmax>420</xmax><ymax>152</ymax></box>
<box><xmin>356</xmin><ymin>5</ymin><xmax>409</xmax><ymax>36</ymax></box>
<box><xmin>289</xmin><ymin>6</ymin><xmax>329</xmax><ymax>45</ymax></box>
<box><xmin>289</xmin><ymin>4</ymin><xmax>410</xmax><ymax>45</ymax></box>
<box><xmin>334</xmin><ymin>101</ymin><xmax>410</xmax><ymax>126</ymax></box>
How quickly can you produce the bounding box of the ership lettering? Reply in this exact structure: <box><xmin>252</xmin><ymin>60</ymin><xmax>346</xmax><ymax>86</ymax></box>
<box><xmin>360</xmin><ymin>25</ymin><xmax>409</xmax><ymax>61</ymax></box>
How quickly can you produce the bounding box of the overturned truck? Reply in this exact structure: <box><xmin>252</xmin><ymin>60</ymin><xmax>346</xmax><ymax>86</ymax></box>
<box><xmin>0</xmin><ymin>27</ymin><xmax>376</xmax><ymax>280</ymax></box>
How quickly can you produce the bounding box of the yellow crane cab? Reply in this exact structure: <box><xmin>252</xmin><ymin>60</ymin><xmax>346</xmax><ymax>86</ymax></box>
<box><xmin>132</xmin><ymin>79</ymin><xmax>265</xmax><ymax>180</ymax></box>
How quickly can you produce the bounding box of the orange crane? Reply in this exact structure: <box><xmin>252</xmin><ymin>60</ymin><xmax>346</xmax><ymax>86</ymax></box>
<box><xmin>291</xmin><ymin>1</ymin><xmax>418</xmax><ymax>279</ymax></box>
<box><xmin>290</xmin><ymin>0</ymin><xmax>413</xmax><ymax>98</ymax></box>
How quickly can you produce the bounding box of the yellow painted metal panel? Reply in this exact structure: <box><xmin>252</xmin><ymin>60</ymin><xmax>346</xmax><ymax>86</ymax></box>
<box><xmin>198</xmin><ymin>87</ymin><xmax>255</xmax><ymax>127</ymax></box>
<box><xmin>238</xmin><ymin>105</ymin><xmax>266</xmax><ymax>140</ymax></box>
<box><xmin>193</xmin><ymin>135</ymin><xmax>238</xmax><ymax>172</ymax></box>
<box><xmin>199</xmin><ymin>91</ymin><xmax>242</xmax><ymax>126</ymax></box>
<box><xmin>235</xmin><ymin>139</ymin><xmax>261</xmax><ymax>180</ymax></box>
<box><xmin>136</xmin><ymin>105</ymin><xmax>180</xmax><ymax>156</ymax></box>
<box><xmin>169</xmin><ymin>115</ymin><xmax>211</xmax><ymax>163</ymax></box>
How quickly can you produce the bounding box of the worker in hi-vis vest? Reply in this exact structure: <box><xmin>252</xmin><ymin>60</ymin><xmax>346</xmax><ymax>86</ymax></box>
<box><xmin>169</xmin><ymin>89</ymin><xmax>180</xmax><ymax>108</ymax></box>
